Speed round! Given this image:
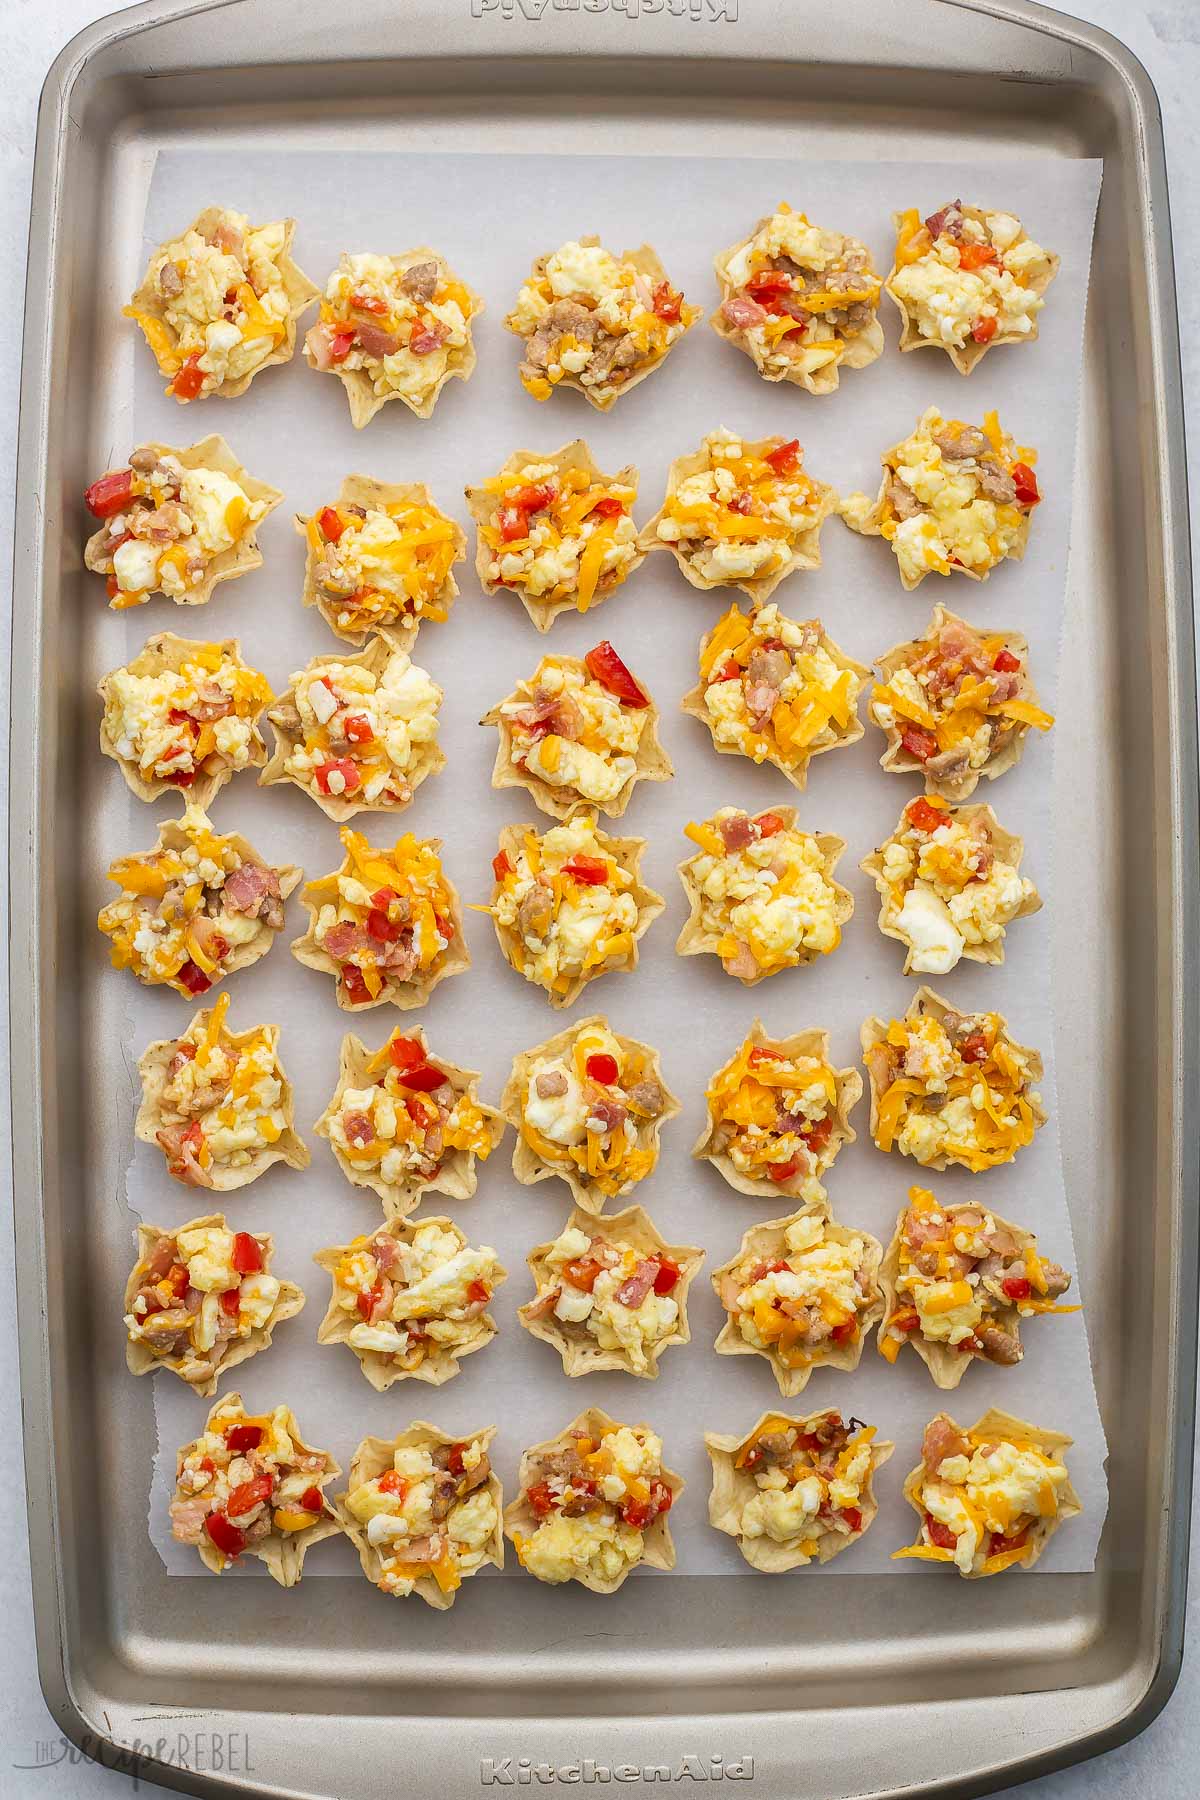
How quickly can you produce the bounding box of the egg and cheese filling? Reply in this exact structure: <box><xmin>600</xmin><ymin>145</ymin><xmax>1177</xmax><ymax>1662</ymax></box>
<box><xmin>655</xmin><ymin>430</ymin><xmax>826</xmax><ymax>584</ymax></box>
<box><xmin>305</xmin><ymin>827</ymin><xmax>459</xmax><ymax>1008</ymax></box>
<box><xmin>151</xmin><ymin>995</ymin><xmax>290</xmax><ymax>1184</ymax></box>
<box><xmin>343</xmin><ymin>1436</ymin><xmax>497</xmax><ymax>1597</ymax></box>
<box><xmin>706</xmin><ymin>1036</ymin><xmax>844</xmax><ymax>1194</ymax></box>
<box><xmin>732</xmin><ymin>1412</ymin><xmax>877</xmax><ymax>1557</ymax></box>
<box><xmin>98</xmin><ymin>817</ymin><xmax>285</xmax><ymax>996</ymax></box>
<box><xmin>718</xmin><ymin>206</ymin><xmax>881</xmax><ymax>380</ymax></box>
<box><xmin>528</xmin><ymin>1225</ymin><xmax>683</xmax><ymax>1373</ymax></box>
<box><xmin>102</xmin><ymin>642</ymin><xmax>271</xmax><ymax>790</ymax></box>
<box><xmin>507</xmin><ymin>239</ymin><xmax>699</xmax><ymax>403</ymax></box>
<box><xmin>683</xmin><ymin>807</ymin><xmax>841</xmax><ymax>978</ymax></box>
<box><xmin>896</xmin><ymin>1417</ymin><xmax>1070</xmax><ymax>1576</ymax></box>
<box><xmin>498</xmin><ymin>649</ymin><xmax>651</xmax><ymax>809</ymax></box>
<box><xmin>170</xmin><ymin>1403</ymin><xmax>334</xmax><ymax>1567</ymax></box>
<box><xmin>698</xmin><ymin>602</ymin><xmax>863</xmax><ymax>771</ymax></box>
<box><xmin>277</xmin><ymin>649</ymin><xmax>440</xmax><ymax>807</ymax></box>
<box><xmin>844</xmin><ymin>407</ymin><xmax>1042</xmax><ymax>587</ymax></box>
<box><xmin>304</xmin><ymin>494</ymin><xmax>460</xmax><ymax>637</ymax></box>
<box><xmin>513</xmin><ymin>1424</ymin><xmax>672</xmax><ymax>1585</ymax></box>
<box><xmin>870</xmin><ymin>613</ymin><xmax>1052</xmax><ymax>785</ymax></box>
<box><xmin>127</xmin><ymin>209</ymin><xmax>294</xmax><ymax>400</ymax></box>
<box><xmin>307</xmin><ymin>251</ymin><xmax>479</xmax><ymax>404</ymax></box>
<box><xmin>125</xmin><ymin>1222</ymin><xmax>281</xmax><ymax>1376</ymax></box>
<box><xmin>84</xmin><ymin>449</ymin><xmax>266</xmax><ymax>609</ymax></box>
<box><xmin>720</xmin><ymin>1214</ymin><xmax>876</xmax><ymax>1368</ymax></box>
<box><xmin>491</xmin><ymin>816</ymin><xmax>641</xmax><ymax>997</ymax></box>
<box><xmin>330</xmin><ymin>1030</ymin><xmax>496</xmax><ymax>1190</ymax></box>
<box><xmin>479</xmin><ymin>462</ymin><xmax>639</xmax><ymax>610</ymax></box>
<box><xmin>330</xmin><ymin>1222</ymin><xmax>501</xmax><ymax>1368</ymax></box>
<box><xmin>520</xmin><ymin>1020</ymin><xmax>669</xmax><ymax>1198</ymax></box>
<box><xmin>864</xmin><ymin>1007</ymin><xmax>1042</xmax><ymax>1172</ymax></box>
<box><xmin>881</xmin><ymin>1186</ymin><xmax>1072</xmax><ymax>1367</ymax></box>
<box><xmin>875</xmin><ymin>796</ymin><xmax>1037</xmax><ymax>975</ymax></box>
<box><xmin>890</xmin><ymin>201</ymin><xmax>1055</xmax><ymax>351</ymax></box>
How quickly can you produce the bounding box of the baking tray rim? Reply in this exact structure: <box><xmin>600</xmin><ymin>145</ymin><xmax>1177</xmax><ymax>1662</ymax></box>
<box><xmin>10</xmin><ymin>0</ymin><xmax>1197</xmax><ymax>1793</ymax></box>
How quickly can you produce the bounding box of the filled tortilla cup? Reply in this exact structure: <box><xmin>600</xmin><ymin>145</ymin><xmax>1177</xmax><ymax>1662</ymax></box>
<box><xmin>693</xmin><ymin>1021</ymin><xmax>861</xmax><ymax>1200</ymax></box>
<box><xmin>501</xmin><ymin>1016</ymin><xmax>679</xmax><ymax>1213</ymax></box>
<box><xmin>314</xmin><ymin>1215</ymin><xmax>505</xmax><ymax>1389</ymax></box>
<box><xmin>171</xmin><ymin>1392</ymin><xmax>342</xmax><ymax>1586</ymax></box>
<box><xmin>124</xmin><ymin>1214</ymin><xmax>304</xmax><ymax>1396</ymax></box>
<box><xmin>296</xmin><ymin>475</ymin><xmax>465</xmax><ymax>649</ymax></box>
<box><xmin>860</xmin><ymin>985</ymin><xmax>1048</xmax><ymax>1173</ymax></box>
<box><xmin>261</xmin><ymin>635</ymin><xmax>445</xmax><ymax>822</ymax></box>
<box><xmin>98</xmin><ymin>631</ymin><xmax>273</xmax><ymax>807</ymax></box>
<box><xmin>519</xmin><ymin>1204</ymin><xmax>703</xmax><ymax>1378</ymax></box>
<box><xmin>895</xmin><ymin>1408</ymin><xmax>1081</xmax><ymax>1577</ymax></box>
<box><xmin>336</xmin><ymin>1423</ymin><xmax>503</xmax><ymax>1608</ymax></box>
<box><xmin>83</xmin><ymin>436</ymin><xmax>283</xmax><ymax>609</ymax></box>
<box><xmin>676</xmin><ymin>808</ymin><xmax>852</xmax><ymax>981</ymax></box>
<box><xmin>705</xmin><ymin>1409</ymin><xmax>895</xmax><ymax>1572</ymax></box>
<box><xmin>126</xmin><ymin>210</ymin><xmax>318</xmax><ymax>401</ymax></box>
<box><xmin>465</xmin><ymin>441</ymin><xmax>644</xmax><ymax>631</ymax></box>
<box><xmin>711</xmin><ymin>1205</ymin><xmax>884</xmax><ymax>1397</ymax></box>
<box><xmin>861</xmin><ymin>797</ymin><xmax>1042</xmax><ymax>973</ymax></box>
<box><xmin>504</xmin><ymin>1408</ymin><xmax>682</xmax><ymax>1593</ymax></box>
<box><xmin>314</xmin><ymin>1024</ymin><xmax>505</xmax><ymax>1218</ymax></box>
<box><xmin>639</xmin><ymin>432</ymin><xmax>838</xmax><ymax>605</ymax></box>
<box><xmin>481</xmin><ymin>646</ymin><xmax>672</xmax><ymax>821</ymax></box>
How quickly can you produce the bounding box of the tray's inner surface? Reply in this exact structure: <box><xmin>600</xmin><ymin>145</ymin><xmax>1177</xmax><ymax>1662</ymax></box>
<box><xmin>38</xmin><ymin>43</ymin><xmax>1172</xmax><ymax>1749</ymax></box>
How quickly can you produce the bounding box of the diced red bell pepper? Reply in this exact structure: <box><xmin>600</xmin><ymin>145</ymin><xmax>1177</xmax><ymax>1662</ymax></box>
<box><xmin>163</xmin><ymin>767</ymin><xmax>196</xmax><ymax>788</ymax></box>
<box><xmin>993</xmin><ymin>648</ymin><xmax>1022</xmax><ymax>673</ymax></box>
<box><xmin>341</xmin><ymin>964</ymin><xmax>371</xmax><ymax>1005</ymax></box>
<box><xmin>224</xmin><ymin>1423</ymin><xmax>264</xmax><ymax>1454</ymax></box>
<box><xmin>388</xmin><ymin>1035</ymin><xmax>425</xmax><ymax>1072</ymax></box>
<box><xmin>715</xmin><ymin>657</ymin><xmax>743</xmax><ymax>683</ymax></box>
<box><xmin>371</xmin><ymin>886</ymin><xmax>400</xmax><ymax>909</ymax></box>
<box><xmin>219</xmin><ymin>1286</ymin><xmax>241</xmax><ymax>1317</ymax></box>
<box><xmin>300</xmin><ymin>1486</ymin><xmax>324</xmax><ymax>1513</ymax></box>
<box><xmin>366</xmin><ymin>906</ymin><xmax>401</xmax><ymax>944</ymax></box>
<box><xmin>890</xmin><ymin>1308</ymin><xmax>921</xmax><ymax>1336</ymax></box>
<box><xmin>590</xmin><ymin>495</ymin><xmax>626</xmax><ymax>520</ymax></box>
<box><xmin>583</xmin><ymin>641</ymin><xmax>649</xmax><ymax>709</ymax></box>
<box><xmin>830</xmin><ymin>1319</ymin><xmax>858</xmax><ymax>1345</ymax></box>
<box><xmin>959</xmin><ymin>243</ymin><xmax>998</xmax><ymax>272</ymax></box>
<box><xmin>466</xmin><ymin>1280</ymin><xmax>490</xmax><ymax>1304</ymax></box>
<box><xmin>585</xmin><ymin>1052</ymin><xmax>619</xmax><ymax>1086</ymax></box>
<box><xmin>621</xmin><ymin>1496</ymin><xmax>653</xmax><ymax>1529</ymax></box>
<box><xmin>764</xmin><ymin>439</ymin><xmax>801</xmax><ymax>477</ymax></box>
<box><xmin>1011</xmin><ymin>462</ymin><xmax>1040</xmax><ymax>506</ymax></box>
<box><xmin>314</xmin><ymin>757</ymin><xmax>362</xmax><ymax>796</ymax></box>
<box><xmin>226</xmin><ymin>1472</ymin><xmax>274</xmax><ymax>1517</ymax></box>
<box><xmin>203</xmin><ymin>1512</ymin><xmax>246</xmax><ymax>1559</ymax></box>
<box><xmin>563</xmin><ymin>1256</ymin><xmax>603</xmax><ymax>1292</ymax></box>
<box><xmin>447</xmin><ymin>1444</ymin><xmax>467</xmax><ymax>1476</ymax></box>
<box><xmin>900</xmin><ymin>723</ymin><xmax>938</xmax><ymax>763</ymax></box>
<box><xmin>378</xmin><ymin>1470</ymin><xmax>408</xmax><ymax>1497</ymax></box>
<box><xmin>748</xmin><ymin>1046</ymin><xmax>781</xmax><ymax>1067</ymax></box>
<box><xmin>754</xmin><ymin>811</ymin><xmax>786</xmax><ymax>837</ymax></box>
<box><xmin>178</xmin><ymin>959</ymin><xmax>213</xmax><ymax>996</ymax></box>
<box><xmin>803</xmin><ymin>1115</ymin><xmax>833</xmax><ymax>1154</ymax></box>
<box><xmin>350</xmin><ymin>292</ymin><xmax>389</xmax><ymax>315</ymax></box>
<box><xmin>169</xmin><ymin>354</ymin><xmax>206</xmax><ymax>401</ymax></box>
<box><xmin>356</xmin><ymin>1283</ymin><xmax>383</xmax><ymax>1321</ymax></box>
<box><xmin>492</xmin><ymin>850</ymin><xmax>513</xmax><ymax>882</ymax></box>
<box><xmin>651</xmin><ymin>280</ymin><xmax>683</xmax><ymax>322</ymax></box>
<box><xmin>925</xmin><ymin>1513</ymin><xmax>959</xmax><ymax>1552</ymax></box>
<box><xmin>84</xmin><ymin>468</ymin><xmax>134</xmax><ymax>519</ymax></box>
<box><xmin>342</xmin><ymin>714</ymin><xmax>374</xmax><ymax>744</ymax></box>
<box><xmin>992</xmin><ymin>1525</ymin><xmax>1030</xmax><ymax>1553</ymax></box>
<box><xmin>745</xmin><ymin>269</ymin><xmax>793</xmax><ymax>302</ymax></box>
<box><xmin>318</xmin><ymin>506</ymin><xmax>345</xmax><ymax>542</ymax></box>
<box><xmin>652</xmin><ymin>1258</ymin><xmax>680</xmax><ymax>1296</ymax></box>
<box><xmin>231</xmin><ymin>1232</ymin><xmax>263</xmax><ymax>1275</ymax></box>
<box><xmin>727</xmin><ymin>492</ymin><xmax>754</xmax><ymax>515</ymax></box>
<box><xmin>562</xmin><ymin>856</ymin><xmax>609</xmax><ymax>886</ymax></box>
<box><xmin>498</xmin><ymin>505</ymin><xmax>529</xmax><ymax>542</ymax></box>
<box><xmin>527</xmin><ymin>1481</ymin><xmax>557</xmax><ymax>1518</ymax></box>
<box><xmin>959</xmin><ymin>1031</ymin><xmax>990</xmax><ymax>1064</ymax></box>
<box><xmin>906</xmin><ymin>796</ymin><xmax>948</xmax><ymax>833</ymax></box>
<box><xmin>509</xmin><ymin>483</ymin><xmax>556</xmax><ymax>513</ymax></box>
<box><xmin>1001</xmin><ymin>1276</ymin><xmax>1032</xmax><ymax>1302</ymax></box>
<box><xmin>396</xmin><ymin>1061</ymin><xmax>448</xmax><ymax>1093</ymax></box>
<box><xmin>329</xmin><ymin>330</ymin><xmax>355</xmax><ymax>362</ymax></box>
<box><xmin>970</xmin><ymin>314</ymin><xmax>998</xmax><ymax>344</ymax></box>
<box><xmin>767</xmin><ymin>1156</ymin><xmax>802</xmax><ymax>1184</ymax></box>
<box><xmin>840</xmin><ymin>1507</ymin><xmax>863</xmax><ymax>1533</ymax></box>
<box><xmin>105</xmin><ymin>574</ymin><xmax>120</xmax><ymax>599</ymax></box>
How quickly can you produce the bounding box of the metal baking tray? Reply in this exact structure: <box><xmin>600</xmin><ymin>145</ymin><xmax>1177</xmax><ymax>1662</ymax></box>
<box><xmin>12</xmin><ymin>0</ymin><xmax>1197</xmax><ymax>1795</ymax></box>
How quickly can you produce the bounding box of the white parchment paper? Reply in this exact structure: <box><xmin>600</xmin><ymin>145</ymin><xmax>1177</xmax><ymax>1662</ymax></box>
<box><xmin>108</xmin><ymin>149</ymin><xmax>1104</xmax><ymax>1578</ymax></box>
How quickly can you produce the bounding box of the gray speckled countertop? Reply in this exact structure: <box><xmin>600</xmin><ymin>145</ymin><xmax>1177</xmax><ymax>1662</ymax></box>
<box><xmin>2</xmin><ymin>1</ymin><xmax>1196</xmax><ymax>1794</ymax></box>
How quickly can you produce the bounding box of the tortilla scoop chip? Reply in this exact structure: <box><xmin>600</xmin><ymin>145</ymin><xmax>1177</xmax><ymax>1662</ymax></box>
<box><xmin>519</xmin><ymin>1204</ymin><xmax>703</xmax><ymax>1378</ymax></box>
<box><xmin>337</xmin><ymin>1423</ymin><xmax>503</xmax><ymax>1607</ymax></box>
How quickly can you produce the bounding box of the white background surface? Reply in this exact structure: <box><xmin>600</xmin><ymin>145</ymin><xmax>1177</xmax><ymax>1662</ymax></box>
<box><xmin>2</xmin><ymin>0</ymin><xmax>1197</xmax><ymax>1794</ymax></box>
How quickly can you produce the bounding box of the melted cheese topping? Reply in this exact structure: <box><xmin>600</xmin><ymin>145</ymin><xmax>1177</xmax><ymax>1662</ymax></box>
<box><xmin>281</xmin><ymin>648</ymin><xmax>441</xmax><ymax>806</ymax></box>
<box><xmin>490</xmin><ymin>814</ymin><xmax>642</xmax><ymax>997</ymax></box>
<box><xmin>865</xmin><ymin>1010</ymin><xmax>1042</xmax><ymax>1172</ymax></box>
<box><xmin>724</xmin><ymin>1213</ymin><xmax>875</xmax><ymax>1369</ymax></box>
<box><xmin>331</xmin><ymin>1222</ymin><xmax>501</xmax><ymax>1367</ymax></box>
<box><xmin>656</xmin><ymin>429</ymin><xmax>826</xmax><ymax>581</ymax></box>
<box><xmin>874</xmin><ymin>797</ymin><xmax>1035</xmax><ymax>973</ymax></box>
<box><xmin>705</xmin><ymin>1034</ymin><xmax>843</xmax><ymax>1192</ymax></box>
<box><xmin>343</xmin><ymin>1435</ymin><xmax>496</xmax><ymax>1597</ymax></box>
<box><xmin>126</xmin><ymin>209</ymin><xmax>292</xmax><ymax>398</ymax></box>
<box><xmin>520</xmin><ymin>1020</ymin><xmax>661</xmax><ymax>1197</ymax></box>
<box><xmin>316</xmin><ymin>250</ymin><xmax>479</xmax><ymax>403</ymax></box>
<box><xmin>305</xmin><ymin>495</ymin><xmax>460</xmax><ymax>635</ymax></box>
<box><xmin>305</xmin><ymin>827</ymin><xmax>458</xmax><ymax>1005</ymax></box>
<box><xmin>698</xmin><ymin>601</ymin><xmax>863</xmax><ymax>771</ymax></box>
<box><xmin>889</xmin><ymin>205</ymin><xmax>1054</xmax><ymax>350</ymax></box>
<box><xmin>103</xmin><ymin>642</ymin><xmax>271</xmax><ymax>788</ymax></box>
<box><xmin>478</xmin><ymin>460</ymin><xmax>639</xmax><ymax>608</ymax></box>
